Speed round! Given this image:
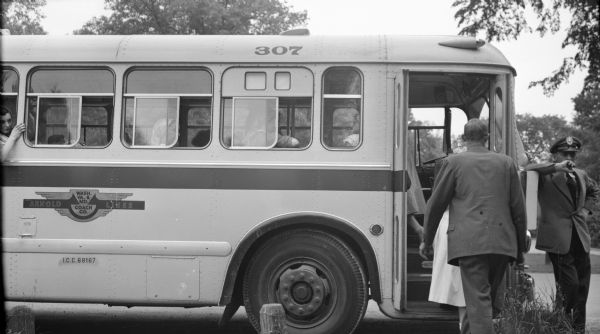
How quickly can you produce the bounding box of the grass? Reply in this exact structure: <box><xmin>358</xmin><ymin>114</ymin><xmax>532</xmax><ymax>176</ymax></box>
<box><xmin>494</xmin><ymin>287</ymin><xmax>578</xmax><ymax>334</ymax></box>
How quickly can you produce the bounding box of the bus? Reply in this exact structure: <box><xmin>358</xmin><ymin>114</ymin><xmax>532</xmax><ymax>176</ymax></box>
<box><xmin>1</xmin><ymin>32</ymin><xmax>531</xmax><ymax>334</ymax></box>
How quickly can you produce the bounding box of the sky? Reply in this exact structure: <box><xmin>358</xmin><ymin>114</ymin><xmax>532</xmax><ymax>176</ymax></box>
<box><xmin>39</xmin><ymin>0</ymin><xmax>585</xmax><ymax>123</ymax></box>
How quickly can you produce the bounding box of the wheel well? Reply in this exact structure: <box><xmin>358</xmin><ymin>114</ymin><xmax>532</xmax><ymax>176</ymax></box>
<box><xmin>219</xmin><ymin>215</ymin><xmax>381</xmax><ymax>306</ymax></box>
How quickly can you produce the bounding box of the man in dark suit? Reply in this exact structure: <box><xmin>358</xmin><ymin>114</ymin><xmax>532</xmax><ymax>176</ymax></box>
<box><xmin>420</xmin><ymin>119</ymin><xmax>527</xmax><ymax>334</ymax></box>
<box><xmin>526</xmin><ymin>136</ymin><xmax>599</xmax><ymax>332</ymax></box>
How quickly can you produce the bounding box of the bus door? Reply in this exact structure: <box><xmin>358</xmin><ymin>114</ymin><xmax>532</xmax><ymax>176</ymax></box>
<box><xmin>392</xmin><ymin>70</ymin><xmax>409</xmax><ymax>311</ymax></box>
<box><xmin>398</xmin><ymin>70</ymin><xmax>503</xmax><ymax>315</ymax></box>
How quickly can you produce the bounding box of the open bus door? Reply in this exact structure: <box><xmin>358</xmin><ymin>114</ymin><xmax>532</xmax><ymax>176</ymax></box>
<box><xmin>394</xmin><ymin>70</ymin><xmax>518</xmax><ymax>317</ymax></box>
<box><xmin>392</xmin><ymin>70</ymin><xmax>409</xmax><ymax>311</ymax></box>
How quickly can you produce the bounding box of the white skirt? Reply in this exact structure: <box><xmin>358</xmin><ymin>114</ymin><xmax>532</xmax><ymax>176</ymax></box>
<box><xmin>428</xmin><ymin>210</ymin><xmax>466</xmax><ymax>307</ymax></box>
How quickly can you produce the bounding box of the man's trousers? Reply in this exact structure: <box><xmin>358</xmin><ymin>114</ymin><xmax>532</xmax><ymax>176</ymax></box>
<box><xmin>458</xmin><ymin>254</ymin><xmax>509</xmax><ymax>334</ymax></box>
<box><xmin>548</xmin><ymin>229</ymin><xmax>591</xmax><ymax>332</ymax></box>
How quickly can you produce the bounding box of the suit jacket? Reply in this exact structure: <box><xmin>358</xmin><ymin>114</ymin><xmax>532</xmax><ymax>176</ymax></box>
<box><xmin>525</xmin><ymin>162</ymin><xmax>599</xmax><ymax>254</ymax></box>
<box><xmin>423</xmin><ymin>144</ymin><xmax>527</xmax><ymax>266</ymax></box>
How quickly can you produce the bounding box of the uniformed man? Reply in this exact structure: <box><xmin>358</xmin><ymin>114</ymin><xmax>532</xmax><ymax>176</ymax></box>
<box><xmin>526</xmin><ymin>136</ymin><xmax>599</xmax><ymax>333</ymax></box>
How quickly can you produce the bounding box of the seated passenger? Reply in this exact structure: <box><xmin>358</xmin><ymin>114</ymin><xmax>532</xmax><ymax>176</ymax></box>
<box><xmin>342</xmin><ymin>134</ymin><xmax>359</xmax><ymax>147</ymax></box>
<box><xmin>47</xmin><ymin>134</ymin><xmax>65</xmax><ymax>145</ymax></box>
<box><xmin>150</xmin><ymin>118</ymin><xmax>176</xmax><ymax>146</ymax></box>
<box><xmin>275</xmin><ymin>134</ymin><xmax>300</xmax><ymax>148</ymax></box>
<box><xmin>191</xmin><ymin>130</ymin><xmax>210</xmax><ymax>147</ymax></box>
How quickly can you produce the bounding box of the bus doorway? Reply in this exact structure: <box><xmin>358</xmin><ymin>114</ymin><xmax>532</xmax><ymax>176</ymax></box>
<box><xmin>401</xmin><ymin>71</ymin><xmax>499</xmax><ymax>316</ymax></box>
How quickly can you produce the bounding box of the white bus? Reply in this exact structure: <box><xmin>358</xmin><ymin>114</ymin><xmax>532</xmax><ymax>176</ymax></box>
<box><xmin>2</xmin><ymin>32</ymin><xmax>528</xmax><ymax>334</ymax></box>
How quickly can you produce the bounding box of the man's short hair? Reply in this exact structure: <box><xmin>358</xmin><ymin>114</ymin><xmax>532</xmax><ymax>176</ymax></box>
<box><xmin>463</xmin><ymin>119</ymin><xmax>488</xmax><ymax>142</ymax></box>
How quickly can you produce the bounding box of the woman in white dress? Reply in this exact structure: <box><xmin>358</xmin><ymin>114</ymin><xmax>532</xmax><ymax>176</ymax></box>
<box><xmin>428</xmin><ymin>210</ymin><xmax>467</xmax><ymax>330</ymax></box>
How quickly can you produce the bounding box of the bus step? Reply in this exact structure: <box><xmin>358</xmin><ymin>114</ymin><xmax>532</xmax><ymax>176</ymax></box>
<box><xmin>407</xmin><ymin>273</ymin><xmax>432</xmax><ymax>301</ymax></box>
<box><xmin>407</xmin><ymin>248</ymin><xmax>433</xmax><ymax>273</ymax></box>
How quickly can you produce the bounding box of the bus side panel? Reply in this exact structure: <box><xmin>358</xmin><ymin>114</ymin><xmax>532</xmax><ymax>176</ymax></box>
<box><xmin>3</xmin><ymin>185</ymin><xmax>389</xmax><ymax>305</ymax></box>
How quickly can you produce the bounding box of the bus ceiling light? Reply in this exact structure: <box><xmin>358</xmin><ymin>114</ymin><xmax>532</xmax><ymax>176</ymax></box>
<box><xmin>280</xmin><ymin>28</ymin><xmax>310</xmax><ymax>36</ymax></box>
<box><xmin>438</xmin><ymin>38</ymin><xmax>485</xmax><ymax>50</ymax></box>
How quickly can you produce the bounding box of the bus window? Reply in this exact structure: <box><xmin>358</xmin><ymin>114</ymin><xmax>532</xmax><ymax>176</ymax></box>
<box><xmin>26</xmin><ymin>68</ymin><xmax>114</xmax><ymax>147</ymax></box>
<box><xmin>221</xmin><ymin>68</ymin><xmax>313</xmax><ymax>150</ymax></box>
<box><xmin>1</xmin><ymin>68</ymin><xmax>18</xmax><ymax>124</ymax></box>
<box><xmin>322</xmin><ymin>67</ymin><xmax>362</xmax><ymax>149</ymax></box>
<box><xmin>123</xmin><ymin>68</ymin><xmax>212</xmax><ymax>149</ymax></box>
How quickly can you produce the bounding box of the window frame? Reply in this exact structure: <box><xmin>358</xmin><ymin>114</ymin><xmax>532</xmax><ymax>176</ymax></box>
<box><xmin>25</xmin><ymin>66</ymin><xmax>115</xmax><ymax>149</ymax></box>
<box><xmin>245</xmin><ymin>72</ymin><xmax>267</xmax><ymax>91</ymax></box>
<box><xmin>230</xmin><ymin>96</ymin><xmax>279</xmax><ymax>150</ymax></box>
<box><xmin>33</xmin><ymin>95</ymin><xmax>82</xmax><ymax>147</ymax></box>
<box><xmin>275</xmin><ymin>72</ymin><xmax>292</xmax><ymax>91</ymax></box>
<box><xmin>129</xmin><ymin>95</ymin><xmax>180</xmax><ymax>148</ymax></box>
<box><xmin>321</xmin><ymin>66</ymin><xmax>364</xmax><ymax>151</ymax></box>
<box><xmin>1</xmin><ymin>66</ymin><xmax>20</xmax><ymax>127</ymax></box>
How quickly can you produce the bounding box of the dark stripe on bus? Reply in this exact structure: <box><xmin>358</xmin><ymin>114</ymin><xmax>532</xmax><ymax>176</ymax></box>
<box><xmin>3</xmin><ymin>166</ymin><xmax>410</xmax><ymax>192</ymax></box>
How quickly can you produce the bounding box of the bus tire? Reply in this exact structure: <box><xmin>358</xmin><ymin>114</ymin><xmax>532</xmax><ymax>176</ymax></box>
<box><xmin>242</xmin><ymin>228</ymin><xmax>368</xmax><ymax>334</ymax></box>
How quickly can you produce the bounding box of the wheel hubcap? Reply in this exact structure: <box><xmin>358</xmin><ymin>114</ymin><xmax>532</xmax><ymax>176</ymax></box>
<box><xmin>278</xmin><ymin>265</ymin><xmax>330</xmax><ymax>318</ymax></box>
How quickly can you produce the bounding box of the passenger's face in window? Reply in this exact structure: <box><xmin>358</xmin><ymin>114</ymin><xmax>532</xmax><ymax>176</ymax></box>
<box><xmin>1</xmin><ymin>113</ymin><xmax>13</xmax><ymax>136</ymax></box>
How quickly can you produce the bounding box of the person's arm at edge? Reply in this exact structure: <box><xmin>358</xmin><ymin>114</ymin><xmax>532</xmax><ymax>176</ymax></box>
<box><xmin>524</xmin><ymin>161</ymin><xmax>556</xmax><ymax>175</ymax></box>
<box><xmin>1</xmin><ymin>124</ymin><xmax>24</xmax><ymax>162</ymax></box>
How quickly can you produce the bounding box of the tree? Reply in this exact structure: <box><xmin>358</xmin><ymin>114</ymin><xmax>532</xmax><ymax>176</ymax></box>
<box><xmin>0</xmin><ymin>0</ymin><xmax>47</xmax><ymax>34</ymax></box>
<box><xmin>74</xmin><ymin>0</ymin><xmax>307</xmax><ymax>35</ymax></box>
<box><xmin>572</xmin><ymin>88</ymin><xmax>600</xmax><ymax>180</ymax></box>
<box><xmin>452</xmin><ymin>0</ymin><xmax>599</xmax><ymax>97</ymax></box>
<box><xmin>515</xmin><ymin>113</ymin><xmax>574</xmax><ymax>162</ymax></box>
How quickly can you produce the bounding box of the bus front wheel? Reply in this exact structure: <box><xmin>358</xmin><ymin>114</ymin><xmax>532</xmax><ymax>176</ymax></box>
<box><xmin>242</xmin><ymin>229</ymin><xmax>368</xmax><ymax>334</ymax></box>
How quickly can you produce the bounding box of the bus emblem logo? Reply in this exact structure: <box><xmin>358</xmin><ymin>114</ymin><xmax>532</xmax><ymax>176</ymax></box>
<box><xmin>23</xmin><ymin>189</ymin><xmax>145</xmax><ymax>222</ymax></box>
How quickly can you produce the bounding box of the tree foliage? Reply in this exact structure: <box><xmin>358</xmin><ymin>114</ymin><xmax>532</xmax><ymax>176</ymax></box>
<box><xmin>74</xmin><ymin>0</ymin><xmax>307</xmax><ymax>35</ymax></box>
<box><xmin>0</xmin><ymin>0</ymin><xmax>47</xmax><ymax>34</ymax></box>
<box><xmin>572</xmin><ymin>87</ymin><xmax>600</xmax><ymax>180</ymax></box>
<box><xmin>452</xmin><ymin>0</ymin><xmax>599</xmax><ymax>97</ymax></box>
<box><xmin>515</xmin><ymin>113</ymin><xmax>573</xmax><ymax>162</ymax></box>
<box><xmin>516</xmin><ymin>110</ymin><xmax>600</xmax><ymax>180</ymax></box>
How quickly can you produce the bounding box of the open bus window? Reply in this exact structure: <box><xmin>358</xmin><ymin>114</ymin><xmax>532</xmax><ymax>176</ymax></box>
<box><xmin>278</xmin><ymin>97</ymin><xmax>311</xmax><ymax>148</ymax></box>
<box><xmin>1</xmin><ymin>68</ymin><xmax>18</xmax><ymax>127</ymax></box>
<box><xmin>122</xmin><ymin>68</ymin><xmax>212</xmax><ymax>149</ymax></box>
<box><xmin>25</xmin><ymin>68</ymin><xmax>114</xmax><ymax>147</ymax></box>
<box><xmin>322</xmin><ymin>67</ymin><xmax>362</xmax><ymax>149</ymax></box>
<box><xmin>81</xmin><ymin>97</ymin><xmax>113</xmax><ymax>146</ymax></box>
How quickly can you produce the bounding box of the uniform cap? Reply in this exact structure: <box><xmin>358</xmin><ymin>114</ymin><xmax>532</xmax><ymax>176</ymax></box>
<box><xmin>550</xmin><ymin>136</ymin><xmax>581</xmax><ymax>154</ymax></box>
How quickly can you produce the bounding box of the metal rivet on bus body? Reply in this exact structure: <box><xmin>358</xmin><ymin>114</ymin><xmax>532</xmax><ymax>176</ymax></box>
<box><xmin>370</xmin><ymin>224</ymin><xmax>384</xmax><ymax>236</ymax></box>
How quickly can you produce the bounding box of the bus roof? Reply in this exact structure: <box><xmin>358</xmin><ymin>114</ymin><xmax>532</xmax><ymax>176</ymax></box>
<box><xmin>1</xmin><ymin>34</ymin><xmax>515</xmax><ymax>73</ymax></box>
